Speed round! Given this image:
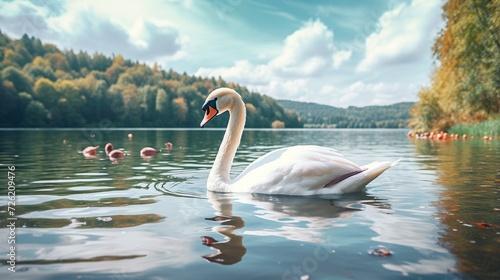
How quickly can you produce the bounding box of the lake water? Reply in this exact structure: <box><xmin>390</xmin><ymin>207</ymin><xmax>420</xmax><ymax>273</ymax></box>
<box><xmin>0</xmin><ymin>128</ymin><xmax>498</xmax><ymax>280</ymax></box>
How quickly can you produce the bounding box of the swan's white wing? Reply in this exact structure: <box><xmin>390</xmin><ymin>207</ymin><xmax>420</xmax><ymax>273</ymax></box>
<box><xmin>234</xmin><ymin>147</ymin><xmax>288</xmax><ymax>180</ymax></box>
<box><xmin>231</xmin><ymin>145</ymin><xmax>364</xmax><ymax>195</ymax></box>
<box><xmin>235</xmin><ymin>145</ymin><xmax>344</xmax><ymax>181</ymax></box>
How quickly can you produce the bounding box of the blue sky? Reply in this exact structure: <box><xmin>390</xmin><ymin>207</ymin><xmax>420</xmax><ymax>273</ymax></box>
<box><xmin>0</xmin><ymin>0</ymin><xmax>444</xmax><ymax>107</ymax></box>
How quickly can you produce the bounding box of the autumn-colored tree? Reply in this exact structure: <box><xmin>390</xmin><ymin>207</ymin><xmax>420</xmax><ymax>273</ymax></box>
<box><xmin>32</xmin><ymin>56</ymin><xmax>51</xmax><ymax>68</ymax></box>
<box><xmin>45</xmin><ymin>52</ymin><xmax>70</xmax><ymax>72</ymax></box>
<box><xmin>24</xmin><ymin>57</ymin><xmax>56</xmax><ymax>81</ymax></box>
<box><xmin>2</xmin><ymin>66</ymin><xmax>33</xmax><ymax>93</ymax></box>
<box><xmin>245</xmin><ymin>103</ymin><xmax>257</xmax><ymax>127</ymax></box>
<box><xmin>122</xmin><ymin>83</ymin><xmax>142</xmax><ymax>126</ymax></box>
<box><xmin>124</xmin><ymin>65</ymin><xmax>153</xmax><ymax>86</ymax></box>
<box><xmin>75</xmin><ymin>74</ymin><xmax>108</xmax><ymax>122</ymax></box>
<box><xmin>410</xmin><ymin>0</ymin><xmax>500</xmax><ymax>132</ymax></box>
<box><xmin>105</xmin><ymin>54</ymin><xmax>126</xmax><ymax>84</ymax></box>
<box><xmin>172</xmin><ymin>96</ymin><xmax>188</xmax><ymax>125</ymax></box>
<box><xmin>54</xmin><ymin>79</ymin><xmax>86</xmax><ymax>126</ymax></box>
<box><xmin>33</xmin><ymin>77</ymin><xmax>58</xmax><ymax>106</ymax></box>
<box><xmin>271</xmin><ymin>120</ymin><xmax>285</xmax><ymax>128</ymax></box>
<box><xmin>3</xmin><ymin>48</ymin><xmax>24</xmax><ymax>67</ymax></box>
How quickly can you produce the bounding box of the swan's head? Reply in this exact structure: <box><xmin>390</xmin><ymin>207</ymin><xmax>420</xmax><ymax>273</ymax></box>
<box><xmin>200</xmin><ymin>88</ymin><xmax>240</xmax><ymax>127</ymax></box>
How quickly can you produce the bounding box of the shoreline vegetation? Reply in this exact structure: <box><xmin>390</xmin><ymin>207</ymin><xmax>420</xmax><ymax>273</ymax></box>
<box><xmin>408</xmin><ymin>118</ymin><xmax>499</xmax><ymax>140</ymax></box>
<box><xmin>408</xmin><ymin>0</ymin><xmax>499</xmax><ymax>136</ymax></box>
<box><xmin>448</xmin><ymin>119</ymin><xmax>500</xmax><ymax>137</ymax></box>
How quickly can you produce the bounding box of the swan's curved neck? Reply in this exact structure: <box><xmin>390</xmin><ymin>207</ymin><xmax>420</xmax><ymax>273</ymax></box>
<box><xmin>209</xmin><ymin>95</ymin><xmax>246</xmax><ymax>190</ymax></box>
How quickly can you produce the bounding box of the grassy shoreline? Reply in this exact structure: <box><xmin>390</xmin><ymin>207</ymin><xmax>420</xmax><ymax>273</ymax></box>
<box><xmin>448</xmin><ymin>119</ymin><xmax>500</xmax><ymax>137</ymax></box>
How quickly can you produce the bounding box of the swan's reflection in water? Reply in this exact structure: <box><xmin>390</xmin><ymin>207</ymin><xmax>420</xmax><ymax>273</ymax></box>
<box><xmin>202</xmin><ymin>191</ymin><xmax>390</xmax><ymax>265</ymax></box>
<box><xmin>201</xmin><ymin>215</ymin><xmax>246</xmax><ymax>265</ymax></box>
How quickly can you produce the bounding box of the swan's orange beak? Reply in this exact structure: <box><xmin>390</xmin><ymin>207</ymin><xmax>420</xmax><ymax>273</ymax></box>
<box><xmin>201</xmin><ymin>99</ymin><xmax>218</xmax><ymax>128</ymax></box>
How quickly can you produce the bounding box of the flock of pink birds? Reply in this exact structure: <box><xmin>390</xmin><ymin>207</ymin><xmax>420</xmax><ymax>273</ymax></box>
<box><xmin>79</xmin><ymin>133</ymin><xmax>172</xmax><ymax>162</ymax></box>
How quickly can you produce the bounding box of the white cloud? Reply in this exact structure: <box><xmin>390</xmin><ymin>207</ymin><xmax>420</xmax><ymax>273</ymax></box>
<box><xmin>0</xmin><ymin>1</ymin><xmax>54</xmax><ymax>38</ymax></box>
<box><xmin>196</xmin><ymin>60</ymin><xmax>272</xmax><ymax>86</ymax></box>
<box><xmin>255</xmin><ymin>79</ymin><xmax>312</xmax><ymax>101</ymax></box>
<box><xmin>51</xmin><ymin>2</ymin><xmax>183</xmax><ymax>60</ymax></box>
<box><xmin>128</xmin><ymin>19</ymin><xmax>184</xmax><ymax>60</ymax></box>
<box><xmin>196</xmin><ymin>19</ymin><xmax>351</xmax><ymax>80</ymax></box>
<box><xmin>270</xmin><ymin>19</ymin><xmax>350</xmax><ymax>76</ymax></box>
<box><xmin>332</xmin><ymin>50</ymin><xmax>352</xmax><ymax>69</ymax></box>
<box><xmin>356</xmin><ymin>0</ymin><xmax>442</xmax><ymax>72</ymax></box>
<box><xmin>0</xmin><ymin>0</ymin><xmax>184</xmax><ymax>62</ymax></box>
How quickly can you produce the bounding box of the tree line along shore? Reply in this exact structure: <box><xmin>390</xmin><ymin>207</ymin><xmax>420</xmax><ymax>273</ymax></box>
<box><xmin>0</xmin><ymin>31</ymin><xmax>412</xmax><ymax>130</ymax></box>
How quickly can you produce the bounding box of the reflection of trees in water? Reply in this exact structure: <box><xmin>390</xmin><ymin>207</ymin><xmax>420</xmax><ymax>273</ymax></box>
<box><xmin>201</xmin><ymin>192</ymin><xmax>390</xmax><ymax>265</ymax></box>
<box><xmin>411</xmin><ymin>139</ymin><xmax>500</xmax><ymax>279</ymax></box>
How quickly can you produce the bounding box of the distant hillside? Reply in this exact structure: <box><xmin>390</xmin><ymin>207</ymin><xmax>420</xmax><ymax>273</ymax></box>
<box><xmin>0</xmin><ymin>32</ymin><xmax>301</xmax><ymax>128</ymax></box>
<box><xmin>277</xmin><ymin>100</ymin><xmax>414</xmax><ymax>128</ymax></box>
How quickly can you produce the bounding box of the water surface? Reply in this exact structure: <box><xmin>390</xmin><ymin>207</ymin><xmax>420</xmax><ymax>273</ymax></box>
<box><xmin>0</xmin><ymin>129</ymin><xmax>498</xmax><ymax>279</ymax></box>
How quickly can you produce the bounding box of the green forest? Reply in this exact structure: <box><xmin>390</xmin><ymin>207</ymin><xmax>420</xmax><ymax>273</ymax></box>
<box><xmin>409</xmin><ymin>0</ymin><xmax>499</xmax><ymax>133</ymax></box>
<box><xmin>0</xmin><ymin>31</ymin><xmax>301</xmax><ymax>128</ymax></box>
<box><xmin>278</xmin><ymin>100</ymin><xmax>412</xmax><ymax>128</ymax></box>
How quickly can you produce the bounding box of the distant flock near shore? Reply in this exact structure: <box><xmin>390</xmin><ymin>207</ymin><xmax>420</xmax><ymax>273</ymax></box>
<box><xmin>407</xmin><ymin>131</ymin><xmax>494</xmax><ymax>141</ymax></box>
<box><xmin>75</xmin><ymin>133</ymin><xmax>173</xmax><ymax>162</ymax></box>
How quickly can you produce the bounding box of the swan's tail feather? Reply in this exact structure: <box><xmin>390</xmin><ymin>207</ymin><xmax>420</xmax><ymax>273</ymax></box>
<box><xmin>323</xmin><ymin>169</ymin><xmax>365</xmax><ymax>188</ymax></box>
<box><xmin>361</xmin><ymin>161</ymin><xmax>394</xmax><ymax>181</ymax></box>
<box><xmin>390</xmin><ymin>158</ymin><xmax>401</xmax><ymax>167</ymax></box>
<box><xmin>331</xmin><ymin>159</ymin><xmax>399</xmax><ymax>193</ymax></box>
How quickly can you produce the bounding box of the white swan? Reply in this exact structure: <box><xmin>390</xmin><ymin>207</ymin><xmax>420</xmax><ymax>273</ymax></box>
<box><xmin>200</xmin><ymin>88</ymin><xmax>398</xmax><ymax>195</ymax></box>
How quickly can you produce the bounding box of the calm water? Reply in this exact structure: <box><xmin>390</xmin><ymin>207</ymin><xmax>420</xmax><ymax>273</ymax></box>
<box><xmin>0</xmin><ymin>128</ymin><xmax>498</xmax><ymax>280</ymax></box>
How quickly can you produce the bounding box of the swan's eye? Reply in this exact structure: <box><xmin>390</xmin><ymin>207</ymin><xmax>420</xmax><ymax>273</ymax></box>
<box><xmin>202</xmin><ymin>98</ymin><xmax>218</xmax><ymax>112</ymax></box>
